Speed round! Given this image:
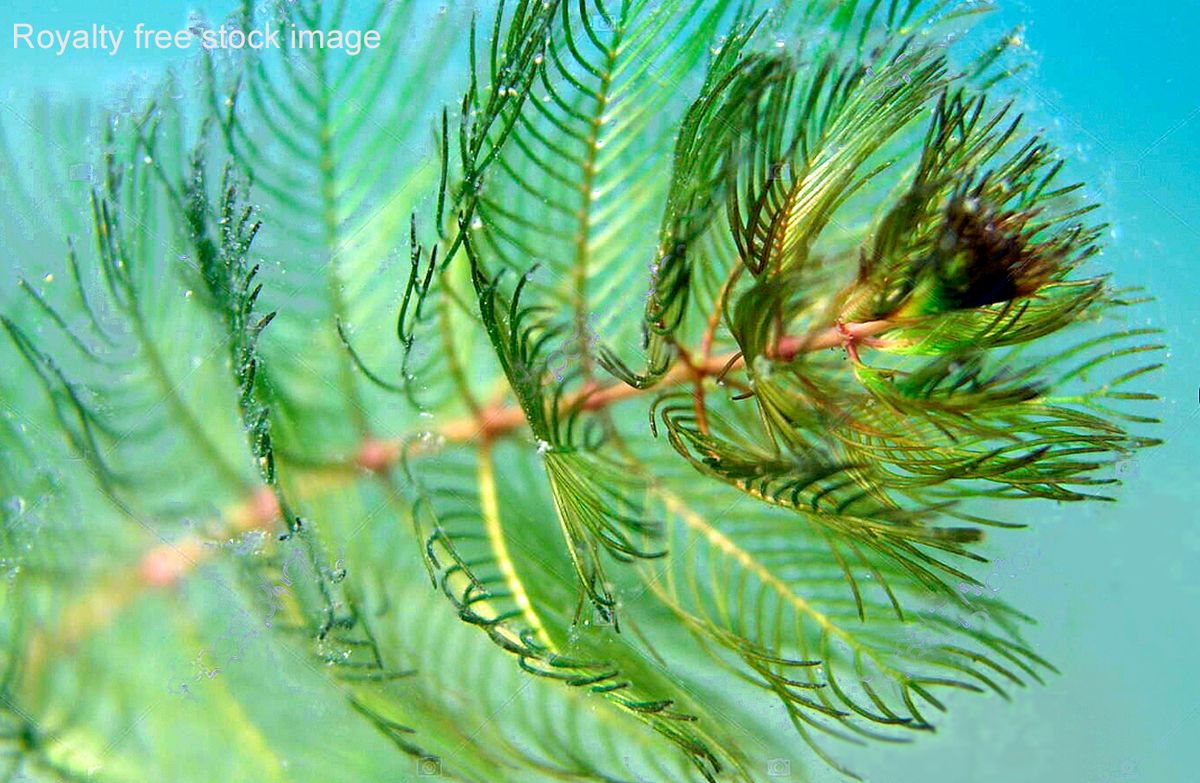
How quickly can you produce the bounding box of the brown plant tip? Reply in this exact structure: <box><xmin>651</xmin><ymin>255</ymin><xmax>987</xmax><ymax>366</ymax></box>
<box><xmin>912</xmin><ymin>196</ymin><xmax>1060</xmax><ymax>316</ymax></box>
<box><xmin>952</xmin><ymin>198</ymin><xmax>1054</xmax><ymax>293</ymax></box>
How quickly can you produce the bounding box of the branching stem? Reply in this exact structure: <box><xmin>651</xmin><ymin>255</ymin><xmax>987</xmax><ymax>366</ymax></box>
<box><xmin>442</xmin><ymin>318</ymin><xmax>894</xmax><ymax>442</ymax></box>
<box><xmin>38</xmin><ymin>317</ymin><xmax>895</xmax><ymax>659</ymax></box>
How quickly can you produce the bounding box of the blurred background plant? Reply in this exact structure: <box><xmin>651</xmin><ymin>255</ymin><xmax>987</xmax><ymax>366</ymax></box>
<box><xmin>0</xmin><ymin>1</ymin><xmax>1183</xmax><ymax>781</ymax></box>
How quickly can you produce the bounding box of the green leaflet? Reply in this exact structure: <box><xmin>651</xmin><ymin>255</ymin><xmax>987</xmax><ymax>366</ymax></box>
<box><xmin>403</xmin><ymin>441</ymin><xmax>746</xmax><ymax>782</ymax></box>
<box><xmin>543</xmin><ymin>448</ymin><xmax>661</xmax><ymax>617</ymax></box>
<box><xmin>202</xmin><ymin>0</ymin><xmax>463</xmax><ymax>454</ymax></box>
<box><xmin>639</xmin><ymin>480</ymin><xmax>1051</xmax><ymax>780</ymax></box>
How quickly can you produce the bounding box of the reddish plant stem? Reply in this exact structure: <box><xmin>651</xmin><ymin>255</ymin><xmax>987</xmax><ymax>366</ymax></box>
<box><xmin>367</xmin><ymin>318</ymin><xmax>894</xmax><ymax>450</ymax></box>
<box><xmin>31</xmin><ymin>319</ymin><xmax>893</xmax><ymax>668</ymax></box>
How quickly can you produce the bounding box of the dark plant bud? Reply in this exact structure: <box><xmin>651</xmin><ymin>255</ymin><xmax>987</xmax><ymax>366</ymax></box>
<box><xmin>897</xmin><ymin>195</ymin><xmax>1059</xmax><ymax>317</ymax></box>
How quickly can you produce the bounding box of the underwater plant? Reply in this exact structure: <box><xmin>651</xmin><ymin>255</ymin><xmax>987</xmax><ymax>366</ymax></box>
<box><xmin>0</xmin><ymin>0</ymin><xmax>1163</xmax><ymax>781</ymax></box>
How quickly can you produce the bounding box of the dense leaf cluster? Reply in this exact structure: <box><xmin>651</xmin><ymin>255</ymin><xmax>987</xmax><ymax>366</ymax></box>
<box><xmin>0</xmin><ymin>1</ymin><xmax>1160</xmax><ymax>781</ymax></box>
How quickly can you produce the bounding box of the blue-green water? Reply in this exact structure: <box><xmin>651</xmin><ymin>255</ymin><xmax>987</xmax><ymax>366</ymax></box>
<box><xmin>871</xmin><ymin>3</ymin><xmax>1200</xmax><ymax>781</ymax></box>
<box><xmin>1</xmin><ymin>1</ymin><xmax>1196</xmax><ymax>781</ymax></box>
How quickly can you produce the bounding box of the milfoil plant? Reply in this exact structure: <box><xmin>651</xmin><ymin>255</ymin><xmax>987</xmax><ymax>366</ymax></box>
<box><xmin>0</xmin><ymin>0</ymin><xmax>1162</xmax><ymax>781</ymax></box>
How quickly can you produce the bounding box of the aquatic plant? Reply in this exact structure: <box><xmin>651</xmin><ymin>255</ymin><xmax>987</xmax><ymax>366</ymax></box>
<box><xmin>0</xmin><ymin>1</ymin><xmax>1162</xmax><ymax>780</ymax></box>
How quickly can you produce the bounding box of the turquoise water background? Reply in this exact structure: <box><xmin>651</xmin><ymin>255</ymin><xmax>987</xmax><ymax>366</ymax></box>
<box><xmin>1</xmin><ymin>1</ymin><xmax>1196</xmax><ymax>781</ymax></box>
